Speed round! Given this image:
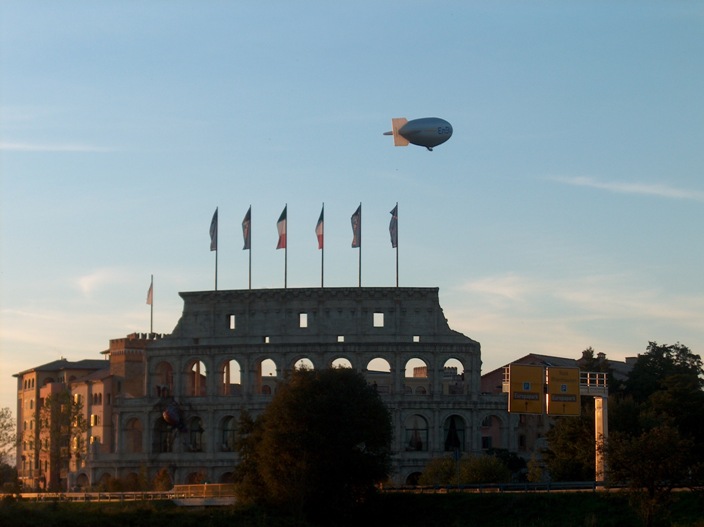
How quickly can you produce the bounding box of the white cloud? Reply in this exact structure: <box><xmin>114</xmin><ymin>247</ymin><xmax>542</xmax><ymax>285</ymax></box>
<box><xmin>76</xmin><ymin>268</ymin><xmax>129</xmax><ymax>297</ymax></box>
<box><xmin>548</xmin><ymin>176</ymin><xmax>704</xmax><ymax>203</ymax></box>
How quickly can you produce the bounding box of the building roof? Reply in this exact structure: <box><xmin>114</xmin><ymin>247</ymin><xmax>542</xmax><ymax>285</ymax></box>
<box><xmin>13</xmin><ymin>358</ymin><xmax>107</xmax><ymax>377</ymax></box>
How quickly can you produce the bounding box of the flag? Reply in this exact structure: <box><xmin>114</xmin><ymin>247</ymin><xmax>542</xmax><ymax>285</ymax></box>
<box><xmin>351</xmin><ymin>204</ymin><xmax>361</xmax><ymax>248</ymax></box>
<box><xmin>209</xmin><ymin>207</ymin><xmax>218</xmax><ymax>251</ymax></box>
<box><xmin>146</xmin><ymin>281</ymin><xmax>153</xmax><ymax>305</ymax></box>
<box><xmin>242</xmin><ymin>206</ymin><xmax>251</xmax><ymax>250</ymax></box>
<box><xmin>389</xmin><ymin>204</ymin><xmax>398</xmax><ymax>248</ymax></box>
<box><xmin>276</xmin><ymin>205</ymin><xmax>287</xmax><ymax>249</ymax></box>
<box><xmin>315</xmin><ymin>205</ymin><xmax>324</xmax><ymax>249</ymax></box>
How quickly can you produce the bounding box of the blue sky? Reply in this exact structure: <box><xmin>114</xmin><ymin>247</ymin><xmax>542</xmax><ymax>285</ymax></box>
<box><xmin>1</xmin><ymin>1</ymin><xmax>703</xmax><ymax>413</ymax></box>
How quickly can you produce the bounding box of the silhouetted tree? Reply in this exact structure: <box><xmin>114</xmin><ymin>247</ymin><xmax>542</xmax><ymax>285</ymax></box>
<box><xmin>0</xmin><ymin>408</ymin><xmax>15</xmax><ymax>466</ymax></box>
<box><xmin>234</xmin><ymin>368</ymin><xmax>392</xmax><ymax>518</ymax></box>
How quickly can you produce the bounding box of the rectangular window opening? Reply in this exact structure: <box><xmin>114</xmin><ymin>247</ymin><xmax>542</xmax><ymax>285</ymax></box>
<box><xmin>337</xmin><ymin>335</ymin><xmax>345</xmax><ymax>343</ymax></box>
<box><xmin>228</xmin><ymin>314</ymin><xmax>236</xmax><ymax>330</ymax></box>
<box><xmin>373</xmin><ymin>312</ymin><xmax>384</xmax><ymax>328</ymax></box>
<box><xmin>264</xmin><ymin>336</ymin><xmax>270</xmax><ymax>344</ymax></box>
<box><xmin>299</xmin><ymin>313</ymin><xmax>308</xmax><ymax>328</ymax></box>
<box><xmin>413</xmin><ymin>335</ymin><xmax>421</xmax><ymax>343</ymax></box>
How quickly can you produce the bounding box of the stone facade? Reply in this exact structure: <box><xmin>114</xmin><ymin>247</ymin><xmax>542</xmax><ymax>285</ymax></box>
<box><xmin>17</xmin><ymin>286</ymin><xmax>511</xmax><ymax>489</ymax></box>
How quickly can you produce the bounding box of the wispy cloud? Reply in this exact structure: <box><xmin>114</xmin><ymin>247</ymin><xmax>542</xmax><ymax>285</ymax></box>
<box><xmin>548</xmin><ymin>176</ymin><xmax>704</xmax><ymax>203</ymax></box>
<box><xmin>0</xmin><ymin>142</ymin><xmax>112</xmax><ymax>153</ymax></box>
<box><xmin>76</xmin><ymin>268</ymin><xmax>129</xmax><ymax>297</ymax></box>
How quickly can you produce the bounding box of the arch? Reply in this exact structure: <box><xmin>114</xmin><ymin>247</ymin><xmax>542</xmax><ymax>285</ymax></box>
<box><xmin>75</xmin><ymin>473</ymin><xmax>89</xmax><ymax>489</ymax></box>
<box><xmin>404</xmin><ymin>414</ymin><xmax>429</xmax><ymax>452</ymax></box>
<box><xmin>188</xmin><ymin>416</ymin><xmax>205</xmax><ymax>452</ymax></box>
<box><xmin>153</xmin><ymin>418</ymin><xmax>173</xmax><ymax>453</ymax></box>
<box><xmin>220</xmin><ymin>415</ymin><xmax>237</xmax><ymax>452</ymax></box>
<box><xmin>187</xmin><ymin>360</ymin><xmax>207</xmax><ymax>397</ymax></box>
<box><xmin>255</xmin><ymin>357</ymin><xmax>278</xmax><ymax>395</ymax></box>
<box><xmin>404</xmin><ymin>357</ymin><xmax>428</xmax><ymax>378</ymax></box>
<box><xmin>97</xmin><ymin>472</ymin><xmax>112</xmax><ymax>491</ymax></box>
<box><xmin>443</xmin><ymin>414</ymin><xmax>466</xmax><ymax>452</ymax></box>
<box><xmin>442</xmin><ymin>358</ymin><xmax>466</xmax><ymax>395</ymax></box>
<box><xmin>293</xmin><ymin>357</ymin><xmax>314</xmax><ymax>370</ymax></box>
<box><xmin>405</xmin><ymin>472</ymin><xmax>422</xmax><ymax>486</ymax></box>
<box><xmin>366</xmin><ymin>357</ymin><xmax>391</xmax><ymax>394</ymax></box>
<box><xmin>124</xmin><ymin>418</ymin><xmax>143</xmax><ymax>454</ymax></box>
<box><xmin>154</xmin><ymin>361</ymin><xmax>174</xmax><ymax>397</ymax></box>
<box><xmin>404</xmin><ymin>357</ymin><xmax>430</xmax><ymax>396</ymax></box>
<box><xmin>221</xmin><ymin>359</ymin><xmax>242</xmax><ymax>396</ymax></box>
<box><xmin>331</xmin><ymin>357</ymin><xmax>353</xmax><ymax>369</ymax></box>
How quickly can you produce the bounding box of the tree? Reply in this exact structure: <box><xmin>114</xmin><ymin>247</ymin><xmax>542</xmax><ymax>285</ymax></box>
<box><xmin>543</xmin><ymin>408</ymin><xmax>595</xmax><ymax>481</ymax></box>
<box><xmin>36</xmin><ymin>391</ymin><xmax>87</xmax><ymax>491</ymax></box>
<box><xmin>234</xmin><ymin>368</ymin><xmax>392</xmax><ymax>517</ymax></box>
<box><xmin>418</xmin><ymin>455</ymin><xmax>511</xmax><ymax>486</ymax></box>
<box><xmin>604</xmin><ymin>426</ymin><xmax>694</xmax><ymax>527</ymax></box>
<box><xmin>625</xmin><ymin>341</ymin><xmax>703</xmax><ymax>403</ymax></box>
<box><xmin>0</xmin><ymin>407</ymin><xmax>16</xmax><ymax>466</ymax></box>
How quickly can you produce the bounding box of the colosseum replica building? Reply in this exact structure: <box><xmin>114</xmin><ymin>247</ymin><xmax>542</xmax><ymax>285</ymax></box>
<box><xmin>17</xmin><ymin>286</ymin><xmax>510</xmax><ymax>490</ymax></box>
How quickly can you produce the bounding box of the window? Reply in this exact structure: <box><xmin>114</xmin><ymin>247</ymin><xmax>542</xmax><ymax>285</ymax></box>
<box><xmin>373</xmin><ymin>312</ymin><xmax>384</xmax><ymax>327</ymax></box>
<box><xmin>264</xmin><ymin>336</ymin><xmax>270</xmax><ymax>344</ymax></box>
<box><xmin>228</xmin><ymin>314</ymin><xmax>236</xmax><ymax>330</ymax></box>
<box><xmin>299</xmin><ymin>313</ymin><xmax>308</xmax><ymax>328</ymax></box>
<box><xmin>337</xmin><ymin>335</ymin><xmax>345</xmax><ymax>343</ymax></box>
<box><xmin>413</xmin><ymin>335</ymin><xmax>420</xmax><ymax>343</ymax></box>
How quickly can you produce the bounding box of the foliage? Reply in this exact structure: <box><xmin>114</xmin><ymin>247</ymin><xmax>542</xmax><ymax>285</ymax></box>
<box><xmin>418</xmin><ymin>454</ymin><xmax>511</xmax><ymax>486</ymax></box>
<box><xmin>604</xmin><ymin>426</ymin><xmax>695</xmax><ymax>527</ymax></box>
<box><xmin>543</xmin><ymin>403</ymin><xmax>595</xmax><ymax>481</ymax></box>
<box><xmin>36</xmin><ymin>391</ymin><xmax>87</xmax><ymax>491</ymax></box>
<box><xmin>151</xmin><ymin>468</ymin><xmax>173</xmax><ymax>491</ymax></box>
<box><xmin>625</xmin><ymin>341</ymin><xmax>703</xmax><ymax>403</ymax></box>
<box><xmin>234</xmin><ymin>368</ymin><xmax>392</xmax><ymax>517</ymax></box>
<box><xmin>0</xmin><ymin>408</ymin><xmax>15</xmax><ymax>465</ymax></box>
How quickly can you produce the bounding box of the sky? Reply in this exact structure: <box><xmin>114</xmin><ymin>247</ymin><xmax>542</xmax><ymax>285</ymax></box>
<box><xmin>1</xmin><ymin>1</ymin><xmax>703</xmax><ymax>415</ymax></box>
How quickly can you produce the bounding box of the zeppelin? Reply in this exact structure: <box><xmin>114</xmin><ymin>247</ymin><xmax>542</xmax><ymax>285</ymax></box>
<box><xmin>383</xmin><ymin>117</ymin><xmax>453</xmax><ymax>151</ymax></box>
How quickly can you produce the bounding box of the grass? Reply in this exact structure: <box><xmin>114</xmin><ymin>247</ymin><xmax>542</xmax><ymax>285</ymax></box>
<box><xmin>1</xmin><ymin>491</ymin><xmax>702</xmax><ymax>527</ymax></box>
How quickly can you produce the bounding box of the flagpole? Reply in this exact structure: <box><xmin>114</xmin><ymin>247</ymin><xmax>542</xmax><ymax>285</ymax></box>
<box><xmin>150</xmin><ymin>275</ymin><xmax>154</xmax><ymax>333</ymax></box>
<box><xmin>321</xmin><ymin>203</ymin><xmax>325</xmax><ymax>288</ymax></box>
<box><xmin>248</xmin><ymin>206</ymin><xmax>252</xmax><ymax>290</ymax></box>
<box><xmin>145</xmin><ymin>276</ymin><xmax>154</xmax><ymax>334</ymax></box>
<box><xmin>395</xmin><ymin>202</ymin><xmax>399</xmax><ymax>288</ymax></box>
<box><xmin>285</xmin><ymin>203</ymin><xmax>288</xmax><ymax>289</ymax></box>
<box><xmin>358</xmin><ymin>202</ymin><xmax>362</xmax><ymax>288</ymax></box>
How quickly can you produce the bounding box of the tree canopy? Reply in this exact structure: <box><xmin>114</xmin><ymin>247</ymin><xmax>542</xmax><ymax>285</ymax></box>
<box><xmin>234</xmin><ymin>367</ymin><xmax>392</xmax><ymax>517</ymax></box>
<box><xmin>0</xmin><ymin>407</ymin><xmax>15</xmax><ymax>466</ymax></box>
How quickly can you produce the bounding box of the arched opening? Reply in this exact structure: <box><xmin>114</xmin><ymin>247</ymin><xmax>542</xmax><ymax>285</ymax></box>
<box><xmin>154</xmin><ymin>361</ymin><xmax>173</xmax><ymax>397</ymax></box>
<box><xmin>404</xmin><ymin>358</ymin><xmax>430</xmax><ymax>395</ymax></box>
<box><xmin>220</xmin><ymin>416</ymin><xmax>236</xmax><ymax>452</ymax></box>
<box><xmin>443</xmin><ymin>415</ymin><xmax>466</xmax><ymax>452</ymax></box>
<box><xmin>293</xmin><ymin>357</ymin><xmax>314</xmax><ymax>370</ymax></box>
<box><xmin>442</xmin><ymin>358</ymin><xmax>465</xmax><ymax>395</ymax></box>
<box><xmin>366</xmin><ymin>357</ymin><xmax>391</xmax><ymax>394</ymax></box>
<box><xmin>256</xmin><ymin>358</ymin><xmax>278</xmax><ymax>395</ymax></box>
<box><xmin>331</xmin><ymin>357</ymin><xmax>353</xmax><ymax>369</ymax></box>
<box><xmin>188</xmin><ymin>416</ymin><xmax>204</xmax><ymax>452</ymax></box>
<box><xmin>124</xmin><ymin>418</ymin><xmax>143</xmax><ymax>454</ymax></box>
<box><xmin>188</xmin><ymin>360</ymin><xmax>207</xmax><ymax>397</ymax></box>
<box><xmin>153</xmin><ymin>418</ymin><xmax>172</xmax><ymax>453</ymax></box>
<box><xmin>75</xmin><ymin>473</ymin><xmax>89</xmax><ymax>490</ymax></box>
<box><xmin>221</xmin><ymin>359</ymin><xmax>242</xmax><ymax>396</ymax></box>
<box><xmin>405</xmin><ymin>472</ymin><xmax>422</xmax><ymax>486</ymax></box>
<box><xmin>404</xmin><ymin>414</ymin><xmax>429</xmax><ymax>452</ymax></box>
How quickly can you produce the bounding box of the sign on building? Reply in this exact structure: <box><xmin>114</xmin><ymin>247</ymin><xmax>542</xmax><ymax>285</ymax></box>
<box><xmin>507</xmin><ymin>364</ymin><xmax>545</xmax><ymax>414</ymax></box>
<box><xmin>546</xmin><ymin>367</ymin><xmax>581</xmax><ymax>416</ymax></box>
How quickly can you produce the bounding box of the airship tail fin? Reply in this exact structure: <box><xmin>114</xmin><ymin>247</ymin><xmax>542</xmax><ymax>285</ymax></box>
<box><xmin>387</xmin><ymin>117</ymin><xmax>409</xmax><ymax>146</ymax></box>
